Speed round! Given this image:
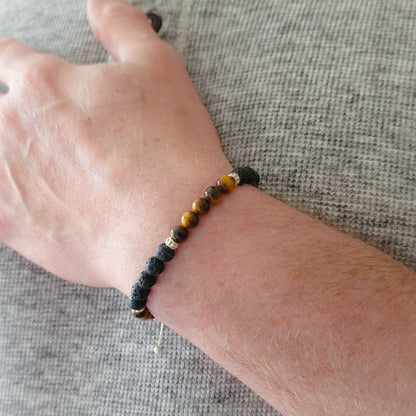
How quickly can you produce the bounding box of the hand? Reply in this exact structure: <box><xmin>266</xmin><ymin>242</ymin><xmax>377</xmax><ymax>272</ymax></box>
<box><xmin>0</xmin><ymin>0</ymin><xmax>231</xmax><ymax>293</ymax></box>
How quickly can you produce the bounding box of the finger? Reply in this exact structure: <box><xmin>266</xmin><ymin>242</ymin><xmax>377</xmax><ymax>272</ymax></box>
<box><xmin>88</xmin><ymin>0</ymin><xmax>161</xmax><ymax>63</ymax></box>
<box><xmin>0</xmin><ymin>38</ymin><xmax>37</xmax><ymax>85</ymax></box>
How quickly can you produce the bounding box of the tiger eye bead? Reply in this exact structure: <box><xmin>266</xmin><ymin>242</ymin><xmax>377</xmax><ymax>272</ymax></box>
<box><xmin>204</xmin><ymin>186</ymin><xmax>222</xmax><ymax>204</ymax></box>
<box><xmin>181</xmin><ymin>211</ymin><xmax>199</xmax><ymax>229</ymax></box>
<box><xmin>139</xmin><ymin>309</ymin><xmax>154</xmax><ymax>321</ymax></box>
<box><xmin>192</xmin><ymin>197</ymin><xmax>211</xmax><ymax>215</ymax></box>
<box><xmin>171</xmin><ymin>225</ymin><xmax>188</xmax><ymax>243</ymax></box>
<box><xmin>217</xmin><ymin>175</ymin><xmax>235</xmax><ymax>194</ymax></box>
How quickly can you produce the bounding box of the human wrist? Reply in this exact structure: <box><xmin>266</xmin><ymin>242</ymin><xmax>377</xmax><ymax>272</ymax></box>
<box><xmin>144</xmin><ymin>183</ymin><xmax>275</xmax><ymax>334</ymax></box>
<box><xmin>125</xmin><ymin>165</ymin><xmax>260</xmax><ymax>320</ymax></box>
<box><xmin>108</xmin><ymin>157</ymin><xmax>234</xmax><ymax>296</ymax></box>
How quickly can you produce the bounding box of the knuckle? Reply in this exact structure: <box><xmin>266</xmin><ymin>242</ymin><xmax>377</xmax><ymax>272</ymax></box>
<box><xmin>19</xmin><ymin>54</ymin><xmax>61</xmax><ymax>93</ymax></box>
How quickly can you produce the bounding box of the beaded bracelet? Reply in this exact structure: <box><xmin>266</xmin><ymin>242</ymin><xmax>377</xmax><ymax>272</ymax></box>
<box><xmin>129</xmin><ymin>166</ymin><xmax>260</xmax><ymax>324</ymax></box>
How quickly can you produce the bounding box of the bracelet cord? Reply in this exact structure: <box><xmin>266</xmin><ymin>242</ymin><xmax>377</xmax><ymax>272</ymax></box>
<box><xmin>129</xmin><ymin>166</ymin><xmax>260</xmax><ymax>321</ymax></box>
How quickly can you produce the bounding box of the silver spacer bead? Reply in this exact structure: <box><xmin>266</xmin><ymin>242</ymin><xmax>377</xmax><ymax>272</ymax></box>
<box><xmin>228</xmin><ymin>172</ymin><xmax>240</xmax><ymax>186</ymax></box>
<box><xmin>165</xmin><ymin>236</ymin><xmax>179</xmax><ymax>250</ymax></box>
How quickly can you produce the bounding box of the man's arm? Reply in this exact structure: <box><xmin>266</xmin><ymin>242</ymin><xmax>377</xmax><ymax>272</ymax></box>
<box><xmin>0</xmin><ymin>0</ymin><xmax>414</xmax><ymax>414</ymax></box>
<box><xmin>135</xmin><ymin>185</ymin><xmax>416</xmax><ymax>415</ymax></box>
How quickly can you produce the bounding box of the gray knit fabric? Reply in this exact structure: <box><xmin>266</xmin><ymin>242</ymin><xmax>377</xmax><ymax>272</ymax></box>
<box><xmin>0</xmin><ymin>1</ymin><xmax>415</xmax><ymax>415</ymax></box>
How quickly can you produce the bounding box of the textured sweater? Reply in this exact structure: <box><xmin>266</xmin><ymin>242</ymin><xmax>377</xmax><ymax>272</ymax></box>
<box><xmin>0</xmin><ymin>1</ymin><xmax>415</xmax><ymax>415</ymax></box>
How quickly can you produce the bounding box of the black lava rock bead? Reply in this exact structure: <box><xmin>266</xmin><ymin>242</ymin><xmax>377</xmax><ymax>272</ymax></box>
<box><xmin>232</xmin><ymin>166</ymin><xmax>260</xmax><ymax>186</ymax></box>
<box><xmin>131</xmin><ymin>282</ymin><xmax>150</xmax><ymax>300</ymax></box>
<box><xmin>137</xmin><ymin>271</ymin><xmax>157</xmax><ymax>289</ymax></box>
<box><xmin>155</xmin><ymin>243</ymin><xmax>175</xmax><ymax>262</ymax></box>
<box><xmin>145</xmin><ymin>256</ymin><xmax>165</xmax><ymax>276</ymax></box>
<box><xmin>129</xmin><ymin>295</ymin><xmax>146</xmax><ymax>310</ymax></box>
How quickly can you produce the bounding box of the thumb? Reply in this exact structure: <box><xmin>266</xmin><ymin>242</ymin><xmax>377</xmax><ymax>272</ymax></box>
<box><xmin>87</xmin><ymin>0</ymin><xmax>160</xmax><ymax>62</ymax></box>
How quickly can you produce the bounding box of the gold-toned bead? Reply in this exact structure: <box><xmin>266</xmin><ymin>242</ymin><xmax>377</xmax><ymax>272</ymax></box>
<box><xmin>131</xmin><ymin>307</ymin><xmax>146</xmax><ymax>318</ymax></box>
<box><xmin>217</xmin><ymin>175</ymin><xmax>235</xmax><ymax>193</ymax></box>
<box><xmin>131</xmin><ymin>307</ymin><xmax>154</xmax><ymax>320</ymax></box>
<box><xmin>228</xmin><ymin>172</ymin><xmax>240</xmax><ymax>186</ymax></box>
<box><xmin>165</xmin><ymin>236</ymin><xmax>179</xmax><ymax>250</ymax></box>
<box><xmin>181</xmin><ymin>211</ymin><xmax>199</xmax><ymax>228</ymax></box>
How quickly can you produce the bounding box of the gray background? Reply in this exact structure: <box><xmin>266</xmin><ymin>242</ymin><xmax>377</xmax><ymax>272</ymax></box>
<box><xmin>0</xmin><ymin>0</ymin><xmax>415</xmax><ymax>415</ymax></box>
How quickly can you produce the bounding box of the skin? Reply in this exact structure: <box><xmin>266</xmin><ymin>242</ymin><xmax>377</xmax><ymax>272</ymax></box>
<box><xmin>0</xmin><ymin>0</ymin><xmax>415</xmax><ymax>414</ymax></box>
